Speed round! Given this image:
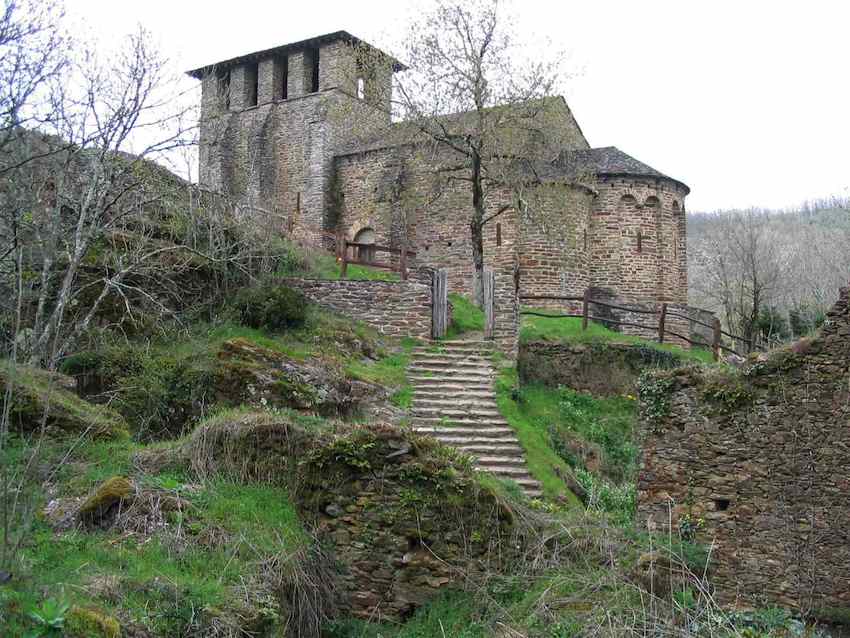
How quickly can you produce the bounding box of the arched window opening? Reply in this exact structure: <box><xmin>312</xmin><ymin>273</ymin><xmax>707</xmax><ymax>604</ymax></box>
<box><xmin>353</xmin><ymin>227</ymin><xmax>376</xmax><ymax>264</ymax></box>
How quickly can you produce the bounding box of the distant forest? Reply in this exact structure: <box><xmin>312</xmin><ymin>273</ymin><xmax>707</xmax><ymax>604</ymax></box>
<box><xmin>687</xmin><ymin>195</ymin><xmax>850</xmax><ymax>350</ymax></box>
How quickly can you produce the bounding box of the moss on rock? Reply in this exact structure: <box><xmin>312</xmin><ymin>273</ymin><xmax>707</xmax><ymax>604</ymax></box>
<box><xmin>65</xmin><ymin>606</ymin><xmax>121</xmax><ymax>638</ymax></box>
<box><xmin>78</xmin><ymin>476</ymin><xmax>135</xmax><ymax>525</ymax></box>
<box><xmin>0</xmin><ymin>361</ymin><xmax>128</xmax><ymax>439</ymax></box>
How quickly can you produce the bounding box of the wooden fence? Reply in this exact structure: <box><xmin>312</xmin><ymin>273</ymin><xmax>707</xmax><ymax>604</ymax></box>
<box><xmin>519</xmin><ymin>291</ymin><xmax>755</xmax><ymax>361</ymax></box>
<box><xmin>336</xmin><ymin>234</ymin><xmax>417</xmax><ymax>281</ymax></box>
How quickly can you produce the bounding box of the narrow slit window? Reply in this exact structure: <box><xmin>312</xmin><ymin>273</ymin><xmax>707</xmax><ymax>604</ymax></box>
<box><xmin>637</xmin><ymin>230</ymin><xmax>643</xmax><ymax>253</ymax></box>
<box><xmin>583</xmin><ymin>228</ymin><xmax>587</xmax><ymax>250</ymax></box>
<box><xmin>280</xmin><ymin>55</ymin><xmax>289</xmax><ymax>99</ymax></box>
<box><xmin>217</xmin><ymin>69</ymin><xmax>231</xmax><ymax>110</ymax></box>
<box><xmin>496</xmin><ymin>223</ymin><xmax>502</xmax><ymax>246</ymax></box>
<box><xmin>246</xmin><ymin>62</ymin><xmax>259</xmax><ymax>107</ymax></box>
<box><xmin>306</xmin><ymin>47</ymin><xmax>320</xmax><ymax>93</ymax></box>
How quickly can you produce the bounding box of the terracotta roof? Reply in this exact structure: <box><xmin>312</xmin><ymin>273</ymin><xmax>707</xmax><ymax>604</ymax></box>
<box><xmin>186</xmin><ymin>31</ymin><xmax>405</xmax><ymax>79</ymax></box>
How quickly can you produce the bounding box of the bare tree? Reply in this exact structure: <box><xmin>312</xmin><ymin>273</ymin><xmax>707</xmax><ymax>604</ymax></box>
<box><xmin>689</xmin><ymin>199</ymin><xmax>850</xmax><ymax>347</ymax></box>
<box><xmin>0</xmin><ymin>0</ymin><xmax>66</xmax><ymax>169</ymax></box>
<box><xmin>346</xmin><ymin>0</ymin><xmax>583</xmax><ymax>304</ymax></box>
<box><xmin>0</xmin><ymin>26</ymin><xmax>202</xmax><ymax>367</ymax></box>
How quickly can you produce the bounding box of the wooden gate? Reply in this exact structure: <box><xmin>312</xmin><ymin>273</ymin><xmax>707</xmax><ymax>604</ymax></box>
<box><xmin>431</xmin><ymin>269</ymin><xmax>448</xmax><ymax>339</ymax></box>
<box><xmin>483</xmin><ymin>269</ymin><xmax>495</xmax><ymax>339</ymax></box>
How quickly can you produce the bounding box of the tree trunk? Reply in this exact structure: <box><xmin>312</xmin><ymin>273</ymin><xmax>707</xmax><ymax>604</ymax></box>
<box><xmin>470</xmin><ymin>152</ymin><xmax>485</xmax><ymax>307</ymax></box>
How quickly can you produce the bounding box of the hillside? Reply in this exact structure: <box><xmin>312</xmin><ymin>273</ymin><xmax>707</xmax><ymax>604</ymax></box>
<box><xmin>687</xmin><ymin>198</ymin><xmax>850</xmax><ymax>346</ymax></box>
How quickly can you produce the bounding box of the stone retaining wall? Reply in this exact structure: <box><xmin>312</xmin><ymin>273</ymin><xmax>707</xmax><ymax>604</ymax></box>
<box><xmin>518</xmin><ymin>341</ymin><xmax>684</xmax><ymax>396</ymax></box>
<box><xmin>636</xmin><ymin>284</ymin><xmax>850</xmax><ymax>614</ymax></box>
<box><xmin>283</xmin><ymin>273</ymin><xmax>433</xmax><ymax>339</ymax></box>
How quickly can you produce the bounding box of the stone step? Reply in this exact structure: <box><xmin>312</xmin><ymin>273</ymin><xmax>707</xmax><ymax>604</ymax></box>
<box><xmin>421</xmin><ymin>340</ymin><xmax>494</xmax><ymax>349</ymax></box>
<box><xmin>412</xmin><ymin>398</ymin><xmax>500</xmax><ymax>410</ymax></box>
<box><xmin>446</xmin><ymin>443</ymin><xmax>525</xmax><ymax>455</ymax></box>
<box><xmin>409</xmin><ymin>358</ymin><xmax>494</xmax><ymax>370</ymax></box>
<box><xmin>474</xmin><ymin>455</ymin><xmax>527</xmax><ymax>467</ymax></box>
<box><xmin>411</xmin><ymin>350</ymin><xmax>493</xmax><ymax>361</ymax></box>
<box><xmin>417</xmin><ymin>432</ymin><xmax>516</xmax><ymax>452</ymax></box>
<box><xmin>408</xmin><ymin>367</ymin><xmax>494</xmax><ymax>378</ymax></box>
<box><xmin>412</xmin><ymin>416</ymin><xmax>510</xmax><ymax>427</ymax></box>
<box><xmin>411</xmin><ymin>389</ymin><xmax>496</xmax><ymax>400</ymax></box>
<box><xmin>477</xmin><ymin>464</ymin><xmax>537</xmax><ymax>478</ymax></box>
<box><xmin>411</xmin><ymin>379</ymin><xmax>494</xmax><ymax>390</ymax></box>
<box><xmin>412</xmin><ymin>425</ymin><xmax>516</xmax><ymax>436</ymax></box>
<box><xmin>411</xmin><ymin>407</ymin><xmax>504</xmax><ymax>419</ymax></box>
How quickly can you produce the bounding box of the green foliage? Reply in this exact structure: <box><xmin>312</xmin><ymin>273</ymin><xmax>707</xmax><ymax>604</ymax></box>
<box><xmin>551</xmin><ymin>388</ymin><xmax>637</xmax><ymax>482</ymax></box>
<box><xmin>637</xmin><ymin>373</ymin><xmax>675</xmax><ymax>424</ymax></box>
<box><xmin>521</xmin><ymin>313</ymin><xmax>714</xmax><ymax>364</ymax></box>
<box><xmin>701</xmin><ymin>373</ymin><xmax>753</xmax><ymax>412</ymax></box>
<box><xmin>26</xmin><ymin>596</ymin><xmax>70</xmax><ymax>637</ymax></box>
<box><xmin>232</xmin><ymin>282</ymin><xmax>308</xmax><ymax>332</ymax></box>
<box><xmin>493</xmin><ymin>367</ymin><xmax>580</xmax><ymax>504</ymax></box>
<box><xmin>327</xmin><ymin>590</ymin><xmax>486</xmax><ymax>638</ymax></box>
<box><xmin>445</xmin><ymin>293</ymin><xmax>484</xmax><ymax>339</ymax></box>
<box><xmin>64</xmin><ymin>607</ymin><xmax>121</xmax><ymax>638</ymax></box>
<box><xmin>74</xmin><ymin>342</ymin><xmax>216</xmax><ymax>441</ymax></box>
<box><xmin>573</xmin><ymin>468</ymin><xmax>635</xmax><ymax>526</ymax></box>
<box><xmin>0</xmin><ymin>361</ymin><xmax>128</xmax><ymax>439</ymax></box>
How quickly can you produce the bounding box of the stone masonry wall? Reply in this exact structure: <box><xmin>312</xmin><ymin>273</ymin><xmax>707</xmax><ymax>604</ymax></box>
<box><xmin>636</xmin><ymin>284</ymin><xmax>850</xmax><ymax>614</ymax></box>
<box><xmin>518</xmin><ymin>340</ymin><xmax>685</xmax><ymax>397</ymax></box>
<box><xmin>198</xmin><ymin>39</ymin><xmax>391</xmax><ymax>246</ymax></box>
<box><xmin>590</xmin><ymin>177</ymin><xmax>688</xmax><ymax>305</ymax></box>
<box><xmin>334</xmin><ymin>145</ymin><xmax>523</xmax><ymax>354</ymax></box>
<box><xmin>283</xmin><ymin>272</ymin><xmax>433</xmax><ymax>339</ymax></box>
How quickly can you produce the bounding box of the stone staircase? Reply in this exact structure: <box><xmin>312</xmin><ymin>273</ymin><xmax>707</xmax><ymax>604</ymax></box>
<box><xmin>407</xmin><ymin>340</ymin><xmax>543</xmax><ymax>498</ymax></box>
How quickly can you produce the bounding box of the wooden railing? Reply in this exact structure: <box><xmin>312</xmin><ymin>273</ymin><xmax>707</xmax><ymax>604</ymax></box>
<box><xmin>519</xmin><ymin>291</ymin><xmax>755</xmax><ymax>361</ymax></box>
<box><xmin>337</xmin><ymin>235</ymin><xmax>417</xmax><ymax>281</ymax></box>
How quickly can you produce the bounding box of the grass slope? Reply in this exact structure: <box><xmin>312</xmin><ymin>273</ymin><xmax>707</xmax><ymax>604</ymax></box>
<box><xmin>444</xmin><ymin>294</ymin><xmax>484</xmax><ymax>339</ymax></box>
<box><xmin>521</xmin><ymin>313</ymin><xmax>714</xmax><ymax>364</ymax></box>
<box><xmin>494</xmin><ymin>366</ymin><xmax>581</xmax><ymax>505</ymax></box>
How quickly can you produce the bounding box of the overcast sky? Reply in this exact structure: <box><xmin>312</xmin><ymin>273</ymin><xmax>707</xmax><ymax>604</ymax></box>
<box><xmin>65</xmin><ymin>0</ymin><xmax>849</xmax><ymax>212</ymax></box>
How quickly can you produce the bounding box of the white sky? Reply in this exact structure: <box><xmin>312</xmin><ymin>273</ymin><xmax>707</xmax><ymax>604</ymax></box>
<box><xmin>65</xmin><ymin>0</ymin><xmax>849</xmax><ymax>212</ymax></box>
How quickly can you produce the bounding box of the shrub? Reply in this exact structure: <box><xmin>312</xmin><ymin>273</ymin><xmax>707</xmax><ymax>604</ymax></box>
<box><xmin>232</xmin><ymin>283</ymin><xmax>307</xmax><ymax>332</ymax></box>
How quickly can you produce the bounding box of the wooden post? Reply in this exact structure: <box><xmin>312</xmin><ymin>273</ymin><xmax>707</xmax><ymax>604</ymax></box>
<box><xmin>335</xmin><ymin>228</ymin><xmax>344</xmax><ymax>260</ymax></box>
<box><xmin>658</xmin><ymin>303</ymin><xmax>668</xmax><ymax>343</ymax></box>
<box><xmin>340</xmin><ymin>239</ymin><xmax>349</xmax><ymax>278</ymax></box>
<box><xmin>431</xmin><ymin>269</ymin><xmax>448</xmax><ymax>339</ymax></box>
<box><xmin>581</xmin><ymin>288</ymin><xmax>590</xmax><ymax>331</ymax></box>
<box><xmin>399</xmin><ymin>244</ymin><xmax>408</xmax><ymax>281</ymax></box>
<box><xmin>712</xmin><ymin>317</ymin><xmax>722</xmax><ymax>362</ymax></box>
<box><xmin>483</xmin><ymin>270</ymin><xmax>496</xmax><ymax>340</ymax></box>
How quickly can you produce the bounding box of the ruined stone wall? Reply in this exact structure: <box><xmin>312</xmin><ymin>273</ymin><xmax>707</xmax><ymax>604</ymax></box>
<box><xmin>589</xmin><ymin>177</ymin><xmax>688</xmax><ymax>305</ymax></box>
<box><xmin>283</xmin><ymin>273</ymin><xmax>433</xmax><ymax>339</ymax></box>
<box><xmin>305</xmin><ymin>438</ymin><xmax>517</xmax><ymax>622</ymax></box>
<box><xmin>636</xmin><ymin>285</ymin><xmax>850</xmax><ymax>613</ymax></box>
<box><xmin>518</xmin><ymin>341</ymin><xmax>686</xmax><ymax>396</ymax></box>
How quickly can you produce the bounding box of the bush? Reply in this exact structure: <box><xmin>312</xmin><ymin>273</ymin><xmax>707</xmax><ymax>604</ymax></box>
<box><xmin>232</xmin><ymin>283</ymin><xmax>307</xmax><ymax>332</ymax></box>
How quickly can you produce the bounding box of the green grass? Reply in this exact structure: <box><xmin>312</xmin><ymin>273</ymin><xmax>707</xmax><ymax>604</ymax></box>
<box><xmin>521</xmin><ymin>312</ymin><xmax>714</xmax><ymax>364</ymax></box>
<box><xmin>495</xmin><ymin>364</ymin><xmax>640</xmax><ymax>524</ymax></box>
<box><xmin>290</xmin><ymin>250</ymin><xmax>401</xmax><ymax>282</ymax></box>
<box><xmin>346</xmin><ymin>337</ymin><xmax>417</xmax><ymax>410</ymax></box>
<box><xmin>2</xmin><ymin>444</ymin><xmax>305</xmax><ymax>636</ymax></box>
<box><xmin>494</xmin><ymin>367</ymin><xmax>580</xmax><ymax>505</ymax></box>
<box><xmin>444</xmin><ymin>294</ymin><xmax>484</xmax><ymax>339</ymax></box>
<box><xmin>327</xmin><ymin>590</ymin><xmax>486</xmax><ymax>637</ymax></box>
